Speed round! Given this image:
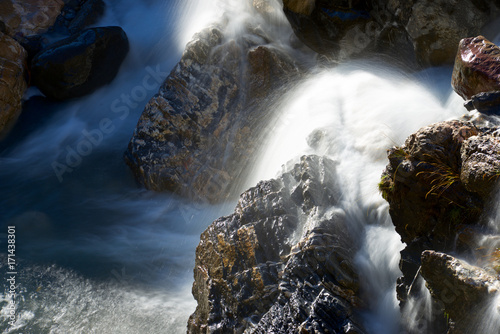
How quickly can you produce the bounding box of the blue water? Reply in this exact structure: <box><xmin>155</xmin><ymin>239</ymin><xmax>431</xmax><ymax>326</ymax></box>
<box><xmin>0</xmin><ymin>1</ymin><xmax>235</xmax><ymax>332</ymax></box>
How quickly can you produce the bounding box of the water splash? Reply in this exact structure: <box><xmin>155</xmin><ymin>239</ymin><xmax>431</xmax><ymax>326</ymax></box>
<box><xmin>0</xmin><ymin>261</ymin><xmax>195</xmax><ymax>334</ymax></box>
<box><xmin>401</xmin><ymin>275</ymin><xmax>436</xmax><ymax>334</ymax></box>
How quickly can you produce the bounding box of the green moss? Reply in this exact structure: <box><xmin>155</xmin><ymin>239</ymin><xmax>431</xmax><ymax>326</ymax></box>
<box><xmin>378</xmin><ymin>174</ymin><xmax>394</xmax><ymax>201</ymax></box>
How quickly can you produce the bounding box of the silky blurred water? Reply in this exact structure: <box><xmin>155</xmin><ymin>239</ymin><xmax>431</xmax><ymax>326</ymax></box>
<box><xmin>0</xmin><ymin>0</ymin><xmax>487</xmax><ymax>333</ymax></box>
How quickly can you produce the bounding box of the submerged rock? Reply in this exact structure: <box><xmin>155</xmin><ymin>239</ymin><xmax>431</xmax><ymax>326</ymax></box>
<box><xmin>188</xmin><ymin>155</ymin><xmax>365</xmax><ymax>333</ymax></box>
<box><xmin>31</xmin><ymin>26</ymin><xmax>129</xmax><ymax>100</ymax></box>
<box><xmin>452</xmin><ymin>36</ymin><xmax>500</xmax><ymax>101</ymax></box>
<box><xmin>0</xmin><ymin>32</ymin><xmax>28</xmax><ymax>137</ymax></box>
<box><xmin>421</xmin><ymin>251</ymin><xmax>500</xmax><ymax>333</ymax></box>
<box><xmin>282</xmin><ymin>0</ymin><xmax>499</xmax><ymax>65</ymax></box>
<box><xmin>125</xmin><ymin>15</ymin><xmax>303</xmax><ymax>202</ymax></box>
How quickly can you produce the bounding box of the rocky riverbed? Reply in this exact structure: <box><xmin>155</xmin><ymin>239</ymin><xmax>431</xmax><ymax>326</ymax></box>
<box><xmin>3</xmin><ymin>0</ymin><xmax>500</xmax><ymax>333</ymax></box>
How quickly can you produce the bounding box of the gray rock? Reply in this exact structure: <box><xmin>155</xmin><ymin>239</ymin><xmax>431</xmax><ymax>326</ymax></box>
<box><xmin>461</xmin><ymin>134</ymin><xmax>500</xmax><ymax>198</ymax></box>
<box><xmin>68</xmin><ymin>0</ymin><xmax>106</xmax><ymax>34</ymax></box>
<box><xmin>421</xmin><ymin>250</ymin><xmax>500</xmax><ymax>333</ymax></box>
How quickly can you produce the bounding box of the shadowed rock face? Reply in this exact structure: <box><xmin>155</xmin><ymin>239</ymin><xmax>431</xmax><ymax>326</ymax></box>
<box><xmin>125</xmin><ymin>16</ymin><xmax>304</xmax><ymax>202</ymax></box>
<box><xmin>188</xmin><ymin>155</ymin><xmax>366</xmax><ymax>334</ymax></box>
<box><xmin>0</xmin><ymin>32</ymin><xmax>27</xmax><ymax>137</ymax></box>
<box><xmin>282</xmin><ymin>0</ymin><xmax>499</xmax><ymax>65</ymax></box>
<box><xmin>31</xmin><ymin>26</ymin><xmax>129</xmax><ymax>100</ymax></box>
<box><xmin>380</xmin><ymin>120</ymin><xmax>482</xmax><ymax>248</ymax></box>
<box><xmin>421</xmin><ymin>251</ymin><xmax>500</xmax><ymax>333</ymax></box>
<box><xmin>452</xmin><ymin>36</ymin><xmax>500</xmax><ymax>101</ymax></box>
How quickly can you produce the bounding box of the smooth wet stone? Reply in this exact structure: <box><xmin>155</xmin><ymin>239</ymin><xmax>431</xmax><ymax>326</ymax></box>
<box><xmin>464</xmin><ymin>90</ymin><xmax>500</xmax><ymax>114</ymax></box>
<box><xmin>421</xmin><ymin>250</ymin><xmax>500</xmax><ymax>333</ymax></box>
<box><xmin>452</xmin><ymin>36</ymin><xmax>500</xmax><ymax>100</ymax></box>
<box><xmin>31</xmin><ymin>26</ymin><xmax>129</xmax><ymax>100</ymax></box>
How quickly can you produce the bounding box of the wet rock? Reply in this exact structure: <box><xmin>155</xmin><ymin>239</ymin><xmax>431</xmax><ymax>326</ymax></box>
<box><xmin>0</xmin><ymin>0</ymin><xmax>64</xmax><ymax>37</ymax></box>
<box><xmin>380</xmin><ymin>119</ymin><xmax>500</xmax><ymax>332</ymax></box>
<box><xmin>464</xmin><ymin>91</ymin><xmax>500</xmax><ymax>114</ymax></box>
<box><xmin>452</xmin><ymin>36</ymin><xmax>500</xmax><ymax>100</ymax></box>
<box><xmin>282</xmin><ymin>0</ymin><xmax>499</xmax><ymax>65</ymax></box>
<box><xmin>380</xmin><ymin>120</ymin><xmax>483</xmax><ymax>304</ymax></box>
<box><xmin>68</xmin><ymin>0</ymin><xmax>106</xmax><ymax>34</ymax></box>
<box><xmin>421</xmin><ymin>250</ymin><xmax>500</xmax><ymax>333</ymax></box>
<box><xmin>188</xmin><ymin>155</ymin><xmax>366</xmax><ymax>333</ymax></box>
<box><xmin>405</xmin><ymin>0</ymin><xmax>492</xmax><ymax>66</ymax></box>
<box><xmin>31</xmin><ymin>26</ymin><xmax>129</xmax><ymax>100</ymax></box>
<box><xmin>125</xmin><ymin>22</ymin><xmax>303</xmax><ymax>202</ymax></box>
<box><xmin>0</xmin><ymin>31</ymin><xmax>28</xmax><ymax>137</ymax></box>
<box><xmin>16</xmin><ymin>34</ymin><xmax>49</xmax><ymax>64</ymax></box>
<box><xmin>461</xmin><ymin>134</ymin><xmax>500</xmax><ymax>199</ymax></box>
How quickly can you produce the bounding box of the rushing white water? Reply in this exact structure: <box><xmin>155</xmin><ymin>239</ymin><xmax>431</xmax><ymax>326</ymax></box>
<box><xmin>0</xmin><ymin>0</ymin><xmax>238</xmax><ymax>333</ymax></box>
<box><xmin>248</xmin><ymin>63</ymin><xmax>464</xmax><ymax>333</ymax></box>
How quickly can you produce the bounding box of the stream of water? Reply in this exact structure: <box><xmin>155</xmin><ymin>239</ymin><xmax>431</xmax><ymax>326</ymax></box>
<box><xmin>0</xmin><ymin>0</ymin><xmax>492</xmax><ymax>333</ymax></box>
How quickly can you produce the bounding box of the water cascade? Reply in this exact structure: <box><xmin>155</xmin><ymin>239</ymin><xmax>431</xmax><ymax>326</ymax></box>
<box><xmin>1</xmin><ymin>0</ymin><xmax>500</xmax><ymax>333</ymax></box>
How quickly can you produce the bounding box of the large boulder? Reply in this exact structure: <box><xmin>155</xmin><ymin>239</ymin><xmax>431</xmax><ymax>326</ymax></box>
<box><xmin>452</xmin><ymin>36</ymin><xmax>500</xmax><ymax>101</ymax></box>
<box><xmin>379</xmin><ymin>120</ymin><xmax>482</xmax><ymax>247</ymax></box>
<box><xmin>282</xmin><ymin>0</ymin><xmax>500</xmax><ymax>65</ymax></box>
<box><xmin>380</xmin><ymin>119</ymin><xmax>500</xmax><ymax>332</ymax></box>
<box><xmin>188</xmin><ymin>155</ymin><xmax>365</xmax><ymax>333</ymax></box>
<box><xmin>30</xmin><ymin>26</ymin><xmax>129</xmax><ymax>100</ymax></box>
<box><xmin>0</xmin><ymin>32</ymin><xmax>28</xmax><ymax>137</ymax></box>
<box><xmin>0</xmin><ymin>0</ymin><xmax>64</xmax><ymax>37</ymax></box>
<box><xmin>421</xmin><ymin>251</ymin><xmax>500</xmax><ymax>334</ymax></box>
<box><xmin>124</xmin><ymin>8</ymin><xmax>304</xmax><ymax>202</ymax></box>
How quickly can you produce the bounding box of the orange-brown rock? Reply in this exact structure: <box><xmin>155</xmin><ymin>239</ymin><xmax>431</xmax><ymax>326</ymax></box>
<box><xmin>0</xmin><ymin>31</ymin><xmax>27</xmax><ymax>137</ymax></box>
<box><xmin>452</xmin><ymin>36</ymin><xmax>500</xmax><ymax>100</ymax></box>
<box><xmin>0</xmin><ymin>0</ymin><xmax>64</xmax><ymax>37</ymax></box>
<box><xmin>125</xmin><ymin>16</ymin><xmax>303</xmax><ymax>203</ymax></box>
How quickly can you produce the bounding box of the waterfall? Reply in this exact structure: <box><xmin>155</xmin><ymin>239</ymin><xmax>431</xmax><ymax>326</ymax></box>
<box><xmin>0</xmin><ymin>0</ymin><xmax>494</xmax><ymax>333</ymax></box>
